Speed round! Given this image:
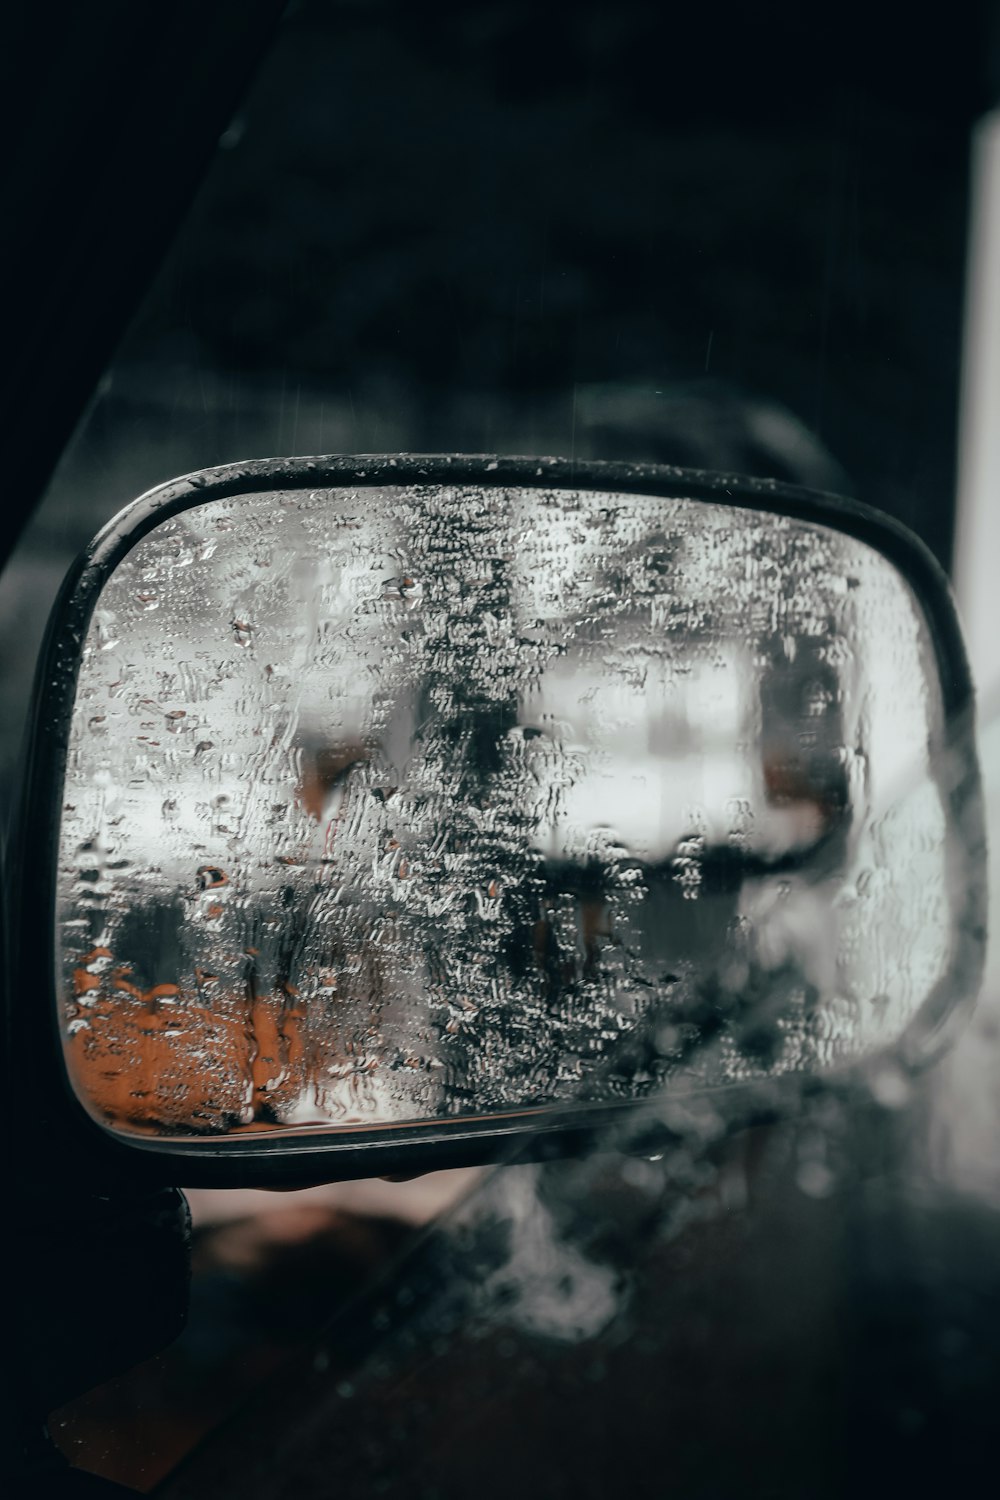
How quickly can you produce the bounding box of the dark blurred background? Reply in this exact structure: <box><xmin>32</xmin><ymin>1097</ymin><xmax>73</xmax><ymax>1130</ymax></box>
<box><xmin>138</xmin><ymin>0</ymin><xmax>976</xmax><ymax>537</ymax></box>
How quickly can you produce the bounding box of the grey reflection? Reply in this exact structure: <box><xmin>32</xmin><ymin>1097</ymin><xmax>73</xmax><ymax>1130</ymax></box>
<box><xmin>57</xmin><ymin>485</ymin><xmax>948</xmax><ymax>1138</ymax></box>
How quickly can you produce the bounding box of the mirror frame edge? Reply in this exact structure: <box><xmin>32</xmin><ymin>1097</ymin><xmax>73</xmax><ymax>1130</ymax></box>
<box><xmin>8</xmin><ymin>453</ymin><xmax>986</xmax><ymax>1188</ymax></box>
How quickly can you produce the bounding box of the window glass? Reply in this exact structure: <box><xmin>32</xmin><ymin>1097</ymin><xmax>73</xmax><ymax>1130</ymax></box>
<box><xmin>20</xmin><ymin>4</ymin><xmax>998</xmax><ymax>1492</ymax></box>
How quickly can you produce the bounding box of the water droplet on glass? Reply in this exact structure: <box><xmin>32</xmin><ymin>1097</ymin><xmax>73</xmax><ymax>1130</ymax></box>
<box><xmin>868</xmin><ymin>1061</ymin><xmax>911</xmax><ymax>1109</ymax></box>
<box><xmin>796</xmin><ymin>1160</ymin><xmax>835</xmax><ymax>1199</ymax></box>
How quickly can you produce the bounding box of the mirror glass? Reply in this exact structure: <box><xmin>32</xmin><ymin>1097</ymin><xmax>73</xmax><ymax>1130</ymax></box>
<box><xmin>56</xmin><ymin>483</ymin><xmax>953</xmax><ymax>1140</ymax></box>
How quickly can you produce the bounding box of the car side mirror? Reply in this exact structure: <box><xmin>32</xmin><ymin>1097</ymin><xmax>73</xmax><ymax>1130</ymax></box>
<box><xmin>10</xmin><ymin>455</ymin><xmax>986</xmax><ymax>1186</ymax></box>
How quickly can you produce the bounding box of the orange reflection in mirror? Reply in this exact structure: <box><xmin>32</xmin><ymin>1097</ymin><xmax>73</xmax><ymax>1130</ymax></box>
<box><xmin>65</xmin><ymin>946</ymin><xmax>317</xmax><ymax>1134</ymax></box>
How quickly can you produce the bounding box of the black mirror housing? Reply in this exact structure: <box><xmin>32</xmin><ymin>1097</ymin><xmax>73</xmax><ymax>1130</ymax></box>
<box><xmin>8</xmin><ymin>455</ymin><xmax>987</xmax><ymax>1188</ymax></box>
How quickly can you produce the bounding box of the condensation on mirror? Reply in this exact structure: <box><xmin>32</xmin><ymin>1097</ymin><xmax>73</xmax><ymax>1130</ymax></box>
<box><xmin>56</xmin><ymin>484</ymin><xmax>951</xmax><ymax>1139</ymax></box>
